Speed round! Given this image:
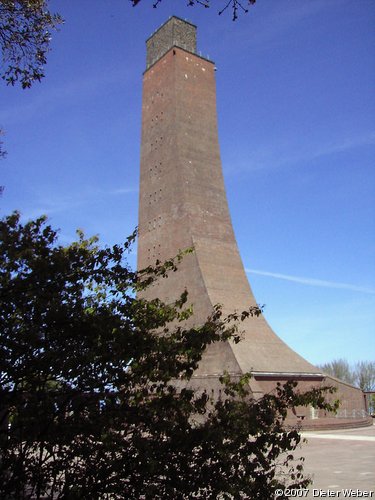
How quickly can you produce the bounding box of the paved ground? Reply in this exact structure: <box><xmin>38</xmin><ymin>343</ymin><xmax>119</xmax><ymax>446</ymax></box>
<box><xmin>288</xmin><ymin>422</ymin><xmax>375</xmax><ymax>498</ymax></box>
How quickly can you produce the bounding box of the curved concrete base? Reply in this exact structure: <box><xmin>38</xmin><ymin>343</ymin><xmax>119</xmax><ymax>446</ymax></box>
<box><xmin>286</xmin><ymin>416</ymin><xmax>373</xmax><ymax>431</ymax></box>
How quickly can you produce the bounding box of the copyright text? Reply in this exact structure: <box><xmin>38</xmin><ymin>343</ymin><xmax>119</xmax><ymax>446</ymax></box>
<box><xmin>275</xmin><ymin>489</ymin><xmax>374</xmax><ymax>498</ymax></box>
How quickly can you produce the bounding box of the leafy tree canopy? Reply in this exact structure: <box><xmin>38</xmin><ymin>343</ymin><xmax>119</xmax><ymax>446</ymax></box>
<box><xmin>0</xmin><ymin>0</ymin><xmax>63</xmax><ymax>88</ymax></box>
<box><xmin>0</xmin><ymin>212</ymin><xmax>337</xmax><ymax>499</ymax></box>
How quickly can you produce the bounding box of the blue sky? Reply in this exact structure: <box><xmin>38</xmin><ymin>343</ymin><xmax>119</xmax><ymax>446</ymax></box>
<box><xmin>1</xmin><ymin>0</ymin><xmax>374</xmax><ymax>366</ymax></box>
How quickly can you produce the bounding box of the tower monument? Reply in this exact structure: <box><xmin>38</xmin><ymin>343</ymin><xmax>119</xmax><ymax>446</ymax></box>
<box><xmin>137</xmin><ymin>16</ymin><xmax>369</xmax><ymax>427</ymax></box>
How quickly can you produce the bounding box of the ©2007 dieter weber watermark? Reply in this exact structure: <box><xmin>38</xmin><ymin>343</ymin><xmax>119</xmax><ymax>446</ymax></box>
<box><xmin>275</xmin><ymin>488</ymin><xmax>374</xmax><ymax>498</ymax></box>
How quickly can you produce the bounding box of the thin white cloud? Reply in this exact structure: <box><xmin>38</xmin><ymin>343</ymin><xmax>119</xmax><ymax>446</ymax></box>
<box><xmin>297</xmin><ymin>132</ymin><xmax>375</xmax><ymax>163</ymax></box>
<box><xmin>227</xmin><ymin>131</ymin><xmax>375</xmax><ymax>174</ymax></box>
<box><xmin>217</xmin><ymin>0</ymin><xmax>346</xmax><ymax>56</ymax></box>
<box><xmin>0</xmin><ymin>66</ymin><xmax>135</xmax><ymax>125</ymax></box>
<box><xmin>245</xmin><ymin>268</ymin><xmax>375</xmax><ymax>295</ymax></box>
<box><xmin>109</xmin><ymin>187</ymin><xmax>138</xmax><ymax>195</ymax></box>
<box><xmin>20</xmin><ymin>185</ymin><xmax>138</xmax><ymax>219</ymax></box>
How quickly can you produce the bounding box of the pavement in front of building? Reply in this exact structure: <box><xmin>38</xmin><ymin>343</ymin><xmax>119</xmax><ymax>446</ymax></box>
<box><xmin>282</xmin><ymin>422</ymin><xmax>375</xmax><ymax>498</ymax></box>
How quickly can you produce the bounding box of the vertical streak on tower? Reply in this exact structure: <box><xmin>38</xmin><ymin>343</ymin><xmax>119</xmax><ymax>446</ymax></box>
<box><xmin>137</xmin><ymin>17</ymin><xmax>369</xmax><ymax>424</ymax></box>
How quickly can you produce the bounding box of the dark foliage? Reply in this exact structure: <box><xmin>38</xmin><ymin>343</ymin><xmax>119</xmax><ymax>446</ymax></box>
<box><xmin>0</xmin><ymin>212</ymin><xmax>337</xmax><ymax>498</ymax></box>
<box><xmin>131</xmin><ymin>0</ymin><xmax>257</xmax><ymax>21</ymax></box>
<box><xmin>0</xmin><ymin>0</ymin><xmax>63</xmax><ymax>88</ymax></box>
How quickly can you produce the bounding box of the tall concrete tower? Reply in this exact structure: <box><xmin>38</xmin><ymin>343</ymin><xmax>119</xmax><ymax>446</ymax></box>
<box><xmin>137</xmin><ymin>17</ymin><xmax>368</xmax><ymax>427</ymax></box>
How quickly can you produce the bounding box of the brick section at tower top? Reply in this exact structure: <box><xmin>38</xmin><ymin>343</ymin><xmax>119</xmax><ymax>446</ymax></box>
<box><xmin>146</xmin><ymin>16</ymin><xmax>196</xmax><ymax>69</ymax></box>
